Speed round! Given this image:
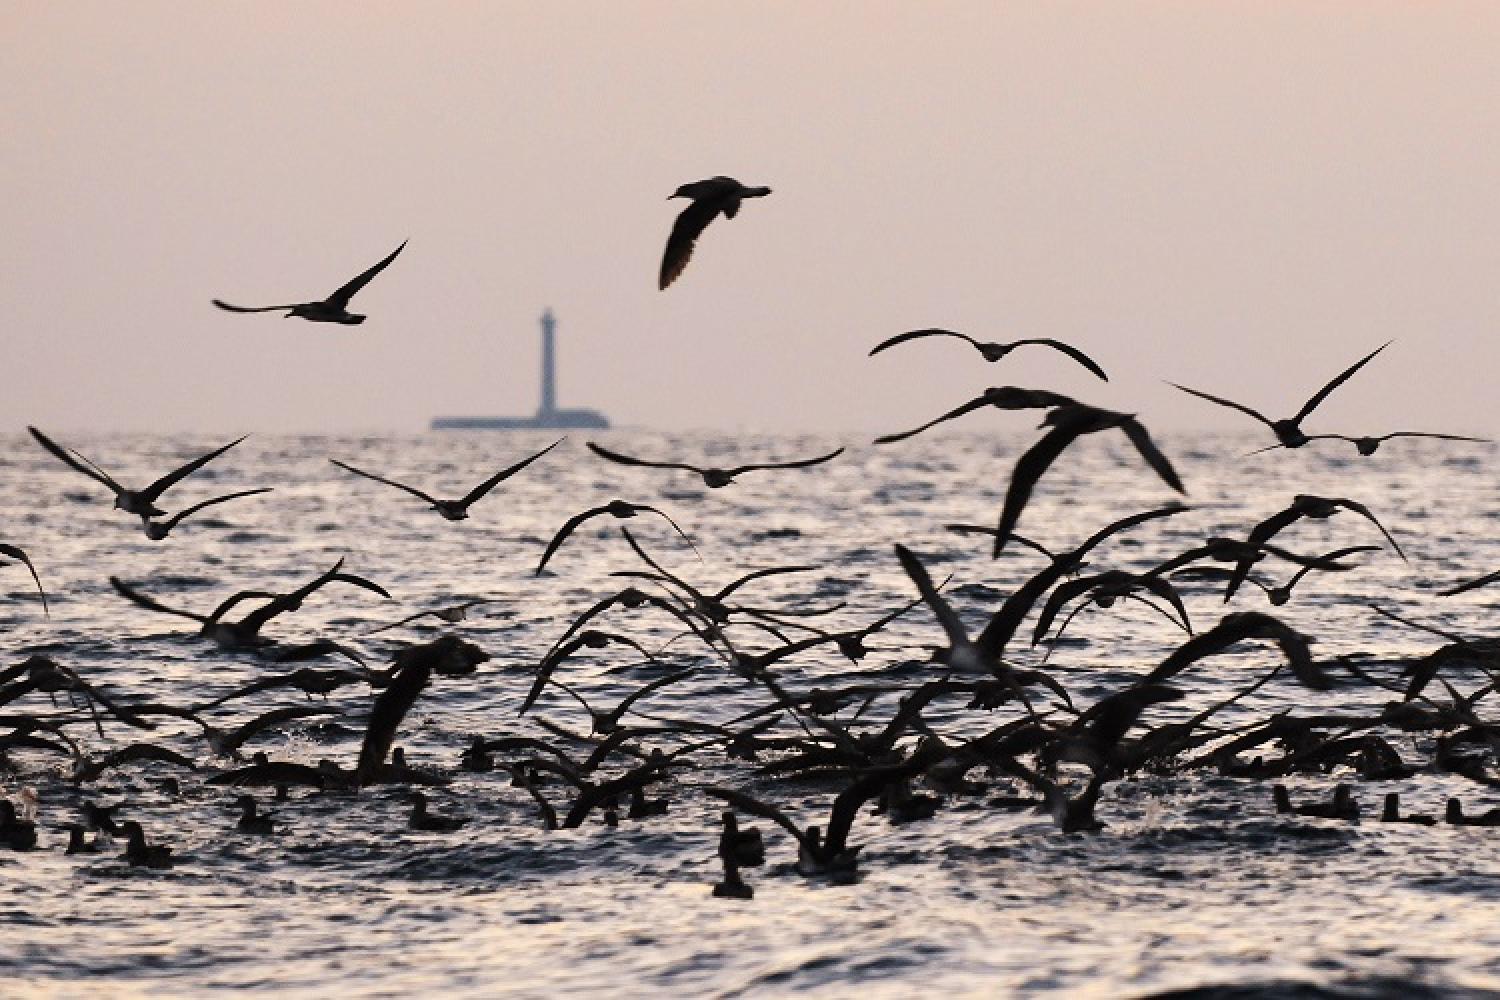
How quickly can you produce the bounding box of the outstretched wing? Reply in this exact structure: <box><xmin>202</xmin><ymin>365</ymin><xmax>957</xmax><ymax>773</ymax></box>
<box><xmin>868</xmin><ymin>328</ymin><xmax>980</xmax><ymax>356</ymax></box>
<box><xmin>875</xmin><ymin>393</ymin><xmax>1006</xmax><ymax>445</ymax></box>
<box><xmin>460</xmin><ymin>437</ymin><xmax>565</xmax><ymax>508</ymax></box>
<box><xmin>159</xmin><ymin>487</ymin><xmax>273</xmax><ymax>532</ymax></box>
<box><xmin>140</xmin><ymin>435</ymin><xmax>248</xmax><ymax>504</ymax></box>
<box><xmin>109</xmin><ymin>575</ymin><xmax>208</xmax><ymax>625</ymax></box>
<box><xmin>0</xmin><ymin>544</ymin><xmax>48</xmax><ymax>616</ymax></box>
<box><xmin>994</xmin><ymin>423</ymin><xmax>1078</xmax><ymax>554</ymax></box>
<box><xmin>535</xmin><ymin>506</ymin><xmax>610</xmax><ymax>576</ymax></box>
<box><xmin>28</xmin><ymin>426</ymin><xmax>121</xmax><ymax>494</ymax></box>
<box><xmin>330</xmin><ymin>459</ymin><xmax>438</xmax><ymax>506</ymax></box>
<box><xmin>659</xmin><ymin>199</ymin><xmax>721</xmax><ymax>290</ymax></box>
<box><xmin>895</xmin><ymin>544</ymin><xmax>967</xmax><ymax>649</ymax></box>
<box><xmin>586</xmin><ymin>441</ymin><xmax>698</xmax><ymax>474</ymax></box>
<box><xmin>1333</xmin><ymin>498</ymin><xmax>1405</xmax><ymax>561</ymax></box>
<box><xmin>729</xmin><ymin>447</ymin><xmax>845</xmax><ymax>477</ymax></box>
<box><xmin>1167</xmin><ymin>383</ymin><xmax>1272</xmax><ymax>428</ymax></box>
<box><xmin>1293</xmin><ymin>341</ymin><xmax>1390</xmax><ymax>423</ymax></box>
<box><xmin>1118</xmin><ymin>418</ymin><xmax>1185</xmax><ymax>493</ymax></box>
<box><xmin>211</xmin><ymin>300</ymin><xmax>301</xmax><ymax>313</ymax></box>
<box><xmin>637</xmin><ymin>505</ymin><xmax>701</xmax><ymax>562</ymax></box>
<box><xmin>1012</xmin><ymin>339</ymin><xmax>1110</xmax><ymax>381</ymax></box>
<box><xmin>326</xmin><ymin>240</ymin><xmax>406</xmax><ymax>308</ymax></box>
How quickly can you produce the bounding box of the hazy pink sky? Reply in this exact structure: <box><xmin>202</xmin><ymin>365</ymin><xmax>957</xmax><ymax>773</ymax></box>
<box><xmin>6</xmin><ymin>3</ymin><xmax>1499</xmax><ymax>435</ymax></box>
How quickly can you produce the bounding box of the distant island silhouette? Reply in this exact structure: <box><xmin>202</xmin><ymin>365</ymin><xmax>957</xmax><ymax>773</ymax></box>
<box><xmin>432</xmin><ymin>309</ymin><xmax>609</xmax><ymax>430</ymax></box>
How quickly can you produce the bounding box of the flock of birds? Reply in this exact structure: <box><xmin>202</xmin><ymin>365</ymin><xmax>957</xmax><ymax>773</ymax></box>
<box><xmin>6</xmin><ymin>177</ymin><xmax>1500</xmax><ymax>905</ymax></box>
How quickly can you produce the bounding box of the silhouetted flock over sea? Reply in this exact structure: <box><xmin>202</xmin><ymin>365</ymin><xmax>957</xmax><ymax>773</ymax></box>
<box><xmin>5</xmin><ymin>177</ymin><xmax>1500</xmax><ymax>905</ymax></box>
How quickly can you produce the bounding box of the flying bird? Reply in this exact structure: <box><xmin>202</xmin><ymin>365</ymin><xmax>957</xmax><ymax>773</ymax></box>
<box><xmin>992</xmin><ymin>404</ymin><xmax>1185</xmax><ymax>555</ymax></box>
<box><xmin>367</xmin><ymin>598</ymin><xmax>502</xmax><ymax>635</ymax></box>
<box><xmin>330</xmin><ymin>438</ymin><xmax>561</xmax><ymax>520</ymax></box>
<box><xmin>142</xmin><ymin>488</ymin><xmax>273</xmax><ymax>541</ymax></box>
<box><xmin>1169</xmin><ymin>341</ymin><xmax>1390</xmax><ymax>449</ymax></box>
<box><xmin>1296</xmin><ymin>431</ymin><xmax>1491</xmax><ymax>456</ymax></box>
<box><xmin>869</xmin><ymin>329</ymin><xmax>1108</xmax><ymax>380</ymax></box>
<box><xmin>875</xmin><ymin>386</ymin><xmax>1075</xmax><ymax>445</ymax></box>
<box><xmin>659</xmin><ymin>176</ymin><xmax>770</xmax><ymax>289</ymax></box>
<box><xmin>212</xmin><ymin>240</ymin><xmax>406</xmax><ymax>324</ymax></box>
<box><xmin>586</xmin><ymin>442</ymin><xmax>843</xmax><ymax>488</ymax></box>
<box><xmin>535</xmin><ymin>500</ymin><xmax>698</xmax><ymax>576</ymax></box>
<box><xmin>29</xmin><ymin>426</ymin><xmax>246</xmax><ymax>518</ymax></box>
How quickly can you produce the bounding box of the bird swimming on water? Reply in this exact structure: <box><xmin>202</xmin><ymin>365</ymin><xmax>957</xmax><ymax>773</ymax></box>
<box><xmin>659</xmin><ymin>176</ymin><xmax>771</xmax><ymax>289</ymax></box>
<box><xmin>212</xmin><ymin>240</ymin><xmax>406</xmax><ymax>324</ymax></box>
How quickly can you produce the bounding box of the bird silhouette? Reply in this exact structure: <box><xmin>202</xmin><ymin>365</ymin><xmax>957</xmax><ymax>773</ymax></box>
<box><xmin>212</xmin><ymin>240</ymin><xmax>406</xmax><ymax>324</ymax></box>
<box><xmin>586</xmin><ymin>441</ymin><xmax>843</xmax><ymax>488</ymax></box>
<box><xmin>29</xmin><ymin>426</ymin><xmax>246</xmax><ymax>518</ymax></box>
<box><xmin>869</xmin><ymin>329</ymin><xmax>1108</xmax><ymax>380</ymax></box>
<box><xmin>992</xmin><ymin>403</ymin><xmax>1184</xmax><ymax>555</ymax></box>
<box><xmin>659</xmin><ymin>177</ymin><xmax>770</xmax><ymax>289</ymax></box>
<box><xmin>330</xmin><ymin>438</ymin><xmax>561</xmax><ymax>520</ymax></box>
<box><xmin>1170</xmin><ymin>341</ymin><xmax>1390</xmax><ymax>449</ymax></box>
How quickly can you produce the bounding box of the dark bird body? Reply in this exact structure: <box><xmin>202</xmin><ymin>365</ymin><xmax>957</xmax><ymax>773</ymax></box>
<box><xmin>586</xmin><ymin>442</ymin><xmax>842</xmax><ymax>488</ymax></box>
<box><xmin>330</xmin><ymin>438</ymin><xmax>560</xmax><ymax>520</ymax></box>
<box><xmin>1170</xmin><ymin>341</ymin><xmax>1390</xmax><ymax>449</ymax></box>
<box><xmin>870</xmin><ymin>329</ymin><xmax>1108</xmax><ymax>380</ymax></box>
<box><xmin>993</xmin><ymin>404</ymin><xmax>1184</xmax><ymax>554</ymax></box>
<box><xmin>213</xmin><ymin>241</ymin><xmax>406</xmax><ymax>324</ymax></box>
<box><xmin>659</xmin><ymin>176</ymin><xmax>770</xmax><ymax>289</ymax></box>
<box><xmin>29</xmin><ymin>426</ymin><xmax>246</xmax><ymax>518</ymax></box>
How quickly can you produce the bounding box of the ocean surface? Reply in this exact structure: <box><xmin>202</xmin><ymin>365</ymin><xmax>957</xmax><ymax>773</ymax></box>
<box><xmin>3</xmin><ymin>428</ymin><xmax>1500</xmax><ymax>998</ymax></box>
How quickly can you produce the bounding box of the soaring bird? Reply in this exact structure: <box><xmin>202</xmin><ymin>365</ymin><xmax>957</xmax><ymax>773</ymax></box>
<box><xmin>659</xmin><ymin>177</ymin><xmax>770</xmax><ymax>289</ymax></box>
<box><xmin>330</xmin><ymin>438</ymin><xmax>561</xmax><ymax>520</ymax></box>
<box><xmin>869</xmin><ymin>329</ymin><xmax>1108</xmax><ymax>380</ymax></box>
<box><xmin>1297</xmin><ymin>431</ymin><xmax>1490</xmax><ymax>456</ymax></box>
<box><xmin>586</xmin><ymin>441</ymin><xmax>843</xmax><ymax>488</ymax></box>
<box><xmin>992</xmin><ymin>404</ymin><xmax>1184</xmax><ymax>555</ymax></box>
<box><xmin>212</xmin><ymin>241</ymin><xmax>406</xmax><ymax>324</ymax></box>
<box><xmin>29</xmin><ymin>426</ymin><xmax>246</xmax><ymax>518</ymax></box>
<box><xmin>1169</xmin><ymin>341</ymin><xmax>1390</xmax><ymax>449</ymax></box>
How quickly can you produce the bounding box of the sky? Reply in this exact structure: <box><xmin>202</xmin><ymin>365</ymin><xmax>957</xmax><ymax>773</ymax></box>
<box><xmin>5</xmin><ymin>2</ymin><xmax>1500</xmax><ymax>435</ymax></box>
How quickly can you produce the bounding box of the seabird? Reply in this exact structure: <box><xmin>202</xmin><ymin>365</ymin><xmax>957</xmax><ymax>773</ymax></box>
<box><xmin>233</xmin><ymin>795</ymin><xmax>277</xmax><ymax>835</ymax></box>
<box><xmin>659</xmin><ymin>177</ymin><xmax>771</xmax><ymax>289</ymax></box>
<box><xmin>1169</xmin><ymin>341</ymin><xmax>1390</xmax><ymax>449</ymax></box>
<box><xmin>1271</xmin><ymin>784</ymin><xmax>1359</xmax><ymax>821</ymax></box>
<box><xmin>142</xmin><ymin>488</ymin><xmax>273</xmax><ymax>541</ymax></box>
<box><xmin>535</xmin><ymin>500</ymin><xmax>698</xmax><ymax>576</ymax></box>
<box><xmin>992</xmin><ymin>403</ymin><xmax>1184</xmax><ymax>555</ymax></box>
<box><xmin>329</xmin><ymin>438</ymin><xmax>561</xmax><ymax>521</ymax></box>
<box><xmin>1380</xmin><ymin>792</ymin><xmax>1435</xmax><ymax>826</ymax></box>
<box><xmin>585</xmin><ymin>442</ymin><xmax>843</xmax><ymax>488</ymax></box>
<box><xmin>118</xmin><ymin>820</ymin><xmax>173</xmax><ymax>868</ymax></box>
<box><xmin>869</xmin><ymin>329</ymin><xmax>1108</xmax><ymax>380</ymax></box>
<box><xmin>28</xmin><ymin>426</ymin><xmax>247</xmax><ymax>518</ymax></box>
<box><xmin>212</xmin><ymin>240</ymin><xmax>406</xmax><ymax>324</ymax></box>
<box><xmin>1299</xmin><ymin>431</ymin><xmax>1490</xmax><ymax>456</ymax></box>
